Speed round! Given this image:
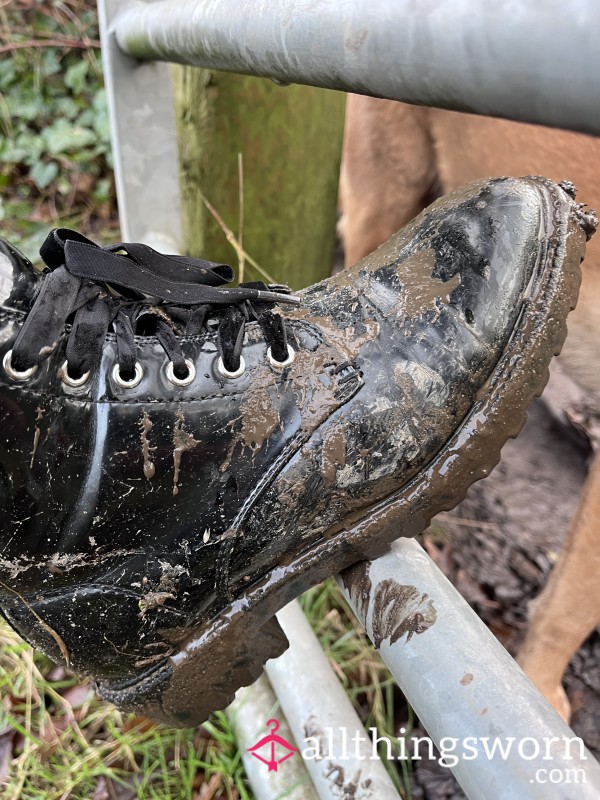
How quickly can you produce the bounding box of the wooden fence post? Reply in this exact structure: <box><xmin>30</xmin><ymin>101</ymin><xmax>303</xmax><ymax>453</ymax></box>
<box><xmin>172</xmin><ymin>68</ymin><xmax>345</xmax><ymax>288</ymax></box>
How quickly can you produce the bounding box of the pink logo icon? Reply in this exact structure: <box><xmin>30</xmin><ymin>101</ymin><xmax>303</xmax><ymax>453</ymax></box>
<box><xmin>247</xmin><ymin>718</ymin><xmax>298</xmax><ymax>772</ymax></box>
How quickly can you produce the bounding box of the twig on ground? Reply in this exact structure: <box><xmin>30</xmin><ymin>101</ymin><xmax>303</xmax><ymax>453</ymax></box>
<box><xmin>0</xmin><ymin>580</ymin><xmax>70</xmax><ymax>666</ymax></box>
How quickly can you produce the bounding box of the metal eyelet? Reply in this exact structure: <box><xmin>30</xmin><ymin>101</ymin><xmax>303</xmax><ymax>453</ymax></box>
<box><xmin>216</xmin><ymin>355</ymin><xmax>246</xmax><ymax>379</ymax></box>
<box><xmin>112</xmin><ymin>362</ymin><xmax>143</xmax><ymax>389</ymax></box>
<box><xmin>3</xmin><ymin>350</ymin><xmax>38</xmax><ymax>382</ymax></box>
<box><xmin>267</xmin><ymin>344</ymin><xmax>296</xmax><ymax>369</ymax></box>
<box><xmin>60</xmin><ymin>360</ymin><xmax>90</xmax><ymax>388</ymax></box>
<box><xmin>166</xmin><ymin>358</ymin><xmax>196</xmax><ymax>387</ymax></box>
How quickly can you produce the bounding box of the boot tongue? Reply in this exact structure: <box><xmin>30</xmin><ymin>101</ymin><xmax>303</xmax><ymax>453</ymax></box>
<box><xmin>0</xmin><ymin>237</ymin><xmax>38</xmax><ymax>313</ymax></box>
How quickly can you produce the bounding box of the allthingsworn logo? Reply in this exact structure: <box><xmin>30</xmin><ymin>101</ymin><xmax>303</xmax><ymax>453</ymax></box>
<box><xmin>247</xmin><ymin>719</ymin><xmax>297</xmax><ymax>772</ymax></box>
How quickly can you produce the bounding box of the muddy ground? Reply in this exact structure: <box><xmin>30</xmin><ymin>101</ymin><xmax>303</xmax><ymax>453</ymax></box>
<box><xmin>405</xmin><ymin>371</ymin><xmax>600</xmax><ymax>799</ymax></box>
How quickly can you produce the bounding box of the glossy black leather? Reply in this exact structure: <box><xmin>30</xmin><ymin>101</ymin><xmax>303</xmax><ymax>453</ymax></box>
<box><xmin>0</xmin><ymin>178</ymin><xmax>566</xmax><ymax>685</ymax></box>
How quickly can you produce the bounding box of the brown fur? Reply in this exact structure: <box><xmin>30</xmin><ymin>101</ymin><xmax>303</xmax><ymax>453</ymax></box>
<box><xmin>340</xmin><ymin>95</ymin><xmax>600</xmax><ymax>722</ymax></box>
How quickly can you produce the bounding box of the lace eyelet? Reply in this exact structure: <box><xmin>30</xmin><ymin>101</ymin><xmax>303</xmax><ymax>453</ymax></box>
<box><xmin>60</xmin><ymin>360</ymin><xmax>90</xmax><ymax>388</ymax></box>
<box><xmin>216</xmin><ymin>355</ymin><xmax>246</xmax><ymax>379</ymax></box>
<box><xmin>112</xmin><ymin>362</ymin><xmax>144</xmax><ymax>389</ymax></box>
<box><xmin>166</xmin><ymin>358</ymin><xmax>196</xmax><ymax>387</ymax></box>
<box><xmin>267</xmin><ymin>344</ymin><xmax>295</xmax><ymax>369</ymax></box>
<box><xmin>3</xmin><ymin>350</ymin><xmax>38</xmax><ymax>382</ymax></box>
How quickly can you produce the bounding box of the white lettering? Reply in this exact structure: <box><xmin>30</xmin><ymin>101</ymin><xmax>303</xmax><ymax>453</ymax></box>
<box><xmin>411</xmin><ymin>736</ymin><xmax>435</xmax><ymax>762</ymax></box>
<box><xmin>564</xmin><ymin>768</ymin><xmax>586</xmax><ymax>784</ymax></box>
<box><xmin>396</xmin><ymin>729</ymin><xmax>407</xmax><ymax>761</ymax></box>
<box><xmin>549</xmin><ymin>769</ymin><xmax>563</xmax><ymax>784</ymax></box>
<box><xmin>517</xmin><ymin>737</ymin><xmax>540</xmax><ymax>760</ymax></box>
<box><xmin>462</xmin><ymin>737</ymin><xmax>479</xmax><ymax>761</ymax></box>
<box><xmin>302</xmin><ymin>737</ymin><xmax>321</xmax><ymax>760</ymax></box>
<box><xmin>438</xmin><ymin>737</ymin><xmax>459</xmax><ymax>768</ymax></box>
<box><xmin>352</xmin><ymin>731</ymin><xmax>367</xmax><ymax>761</ymax></box>
<box><xmin>480</xmin><ymin>737</ymin><xmax>515</xmax><ymax>760</ymax></box>
<box><xmin>542</xmin><ymin>736</ymin><xmax>560</xmax><ymax>761</ymax></box>
<box><xmin>562</xmin><ymin>736</ymin><xmax>586</xmax><ymax>761</ymax></box>
<box><xmin>369</xmin><ymin>727</ymin><xmax>393</xmax><ymax>761</ymax></box>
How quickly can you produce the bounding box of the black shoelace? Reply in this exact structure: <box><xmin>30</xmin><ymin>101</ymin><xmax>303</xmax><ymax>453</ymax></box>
<box><xmin>10</xmin><ymin>228</ymin><xmax>300</xmax><ymax>382</ymax></box>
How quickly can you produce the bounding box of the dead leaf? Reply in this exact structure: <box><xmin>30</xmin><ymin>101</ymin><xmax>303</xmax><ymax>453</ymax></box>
<box><xmin>122</xmin><ymin>716</ymin><xmax>156</xmax><ymax>734</ymax></box>
<box><xmin>194</xmin><ymin>772</ymin><xmax>224</xmax><ymax>800</ymax></box>
<box><xmin>93</xmin><ymin>776</ymin><xmax>137</xmax><ymax>800</ymax></box>
<box><xmin>45</xmin><ymin>666</ymin><xmax>67</xmax><ymax>683</ymax></box>
<box><xmin>61</xmin><ymin>684</ymin><xmax>94</xmax><ymax>710</ymax></box>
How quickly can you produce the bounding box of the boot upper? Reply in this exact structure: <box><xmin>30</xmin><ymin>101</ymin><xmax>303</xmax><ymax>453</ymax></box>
<box><xmin>0</xmin><ymin>177</ymin><xmax>578</xmax><ymax>680</ymax></box>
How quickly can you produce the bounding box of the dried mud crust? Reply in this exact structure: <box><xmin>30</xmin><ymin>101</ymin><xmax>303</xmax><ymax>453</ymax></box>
<box><xmin>99</xmin><ymin>180</ymin><xmax>586</xmax><ymax>726</ymax></box>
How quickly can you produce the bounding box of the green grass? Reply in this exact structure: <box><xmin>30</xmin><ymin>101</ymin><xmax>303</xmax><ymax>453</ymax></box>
<box><xmin>0</xmin><ymin>578</ymin><xmax>414</xmax><ymax>799</ymax></box>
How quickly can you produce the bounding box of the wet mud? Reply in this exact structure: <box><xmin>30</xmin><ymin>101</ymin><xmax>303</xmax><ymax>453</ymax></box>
<box><xmin>371</xmin><ymin>581</ymin><xmax>437</xmax><ymax>647</ymax></box>
<box><xmin>139</xmin><ymin>409</ymin><xmax>156</xmax><ymax>480</ymax></box>
<box><xmin>341</xmin><ymin>562</ymin><xmax>372</xmax><ymax>623</ymax></box>
<box><xmin>172</xmin><ymin>408</ymin><xmax>201</xmax><ymax>496</ymax></box>
<box><xmin>29</xmin><ymin>406</ymin><xmax>45</xmax><ymax>468</ymax></box>
<box><xmin>325</xmin><ymin>763</ymin><xmax>366</xmax><ymax>799</ymax></box>
<box><xmin>342</xmin><ymin>564</ymin><xmax>437</xmax><ymax>647</ymax></box>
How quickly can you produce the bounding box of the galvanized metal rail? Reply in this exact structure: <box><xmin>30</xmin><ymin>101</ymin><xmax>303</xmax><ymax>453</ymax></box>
<box><xmin>265</xmin><ymin>601</ymin><xmax>400</xmax><ymax>799</ymax></box>
<box><xmin>112</xmin><ymin>0</ymin><xmax>600</xmax><ymax>135</ymax></box>
<box><xmin>339</xmin><ymin>539</ymin><xmax>600</xmax><ymax>799</ymax></box>
<box><xmin>98</xmin><ymin>1</ymin><xmax>600</xmax><ymax>797</ymax></box>
<box><xmin>98</xmin><ymin>0</ymin><xmax>183</xmax><ymax>249</ymax></box>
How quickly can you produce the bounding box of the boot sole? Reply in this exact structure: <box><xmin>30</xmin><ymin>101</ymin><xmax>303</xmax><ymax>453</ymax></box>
<box><xmin>99</xmin><ymin>178</ymin><xmax>586</xmax><ymax>726</ymax></box>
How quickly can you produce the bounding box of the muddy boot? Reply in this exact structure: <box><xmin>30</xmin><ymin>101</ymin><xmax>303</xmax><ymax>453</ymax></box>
<box><xmin>0</xmin><ymin>177</ymin><xmax>595</xmax><ymax>726</ymax></box>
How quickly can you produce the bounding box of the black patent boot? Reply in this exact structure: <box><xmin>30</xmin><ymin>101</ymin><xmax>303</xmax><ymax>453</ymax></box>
<box><xmin>0</xmin><ymin>177</ymin><xmax>595</xmax><ymax>726</ymax></box>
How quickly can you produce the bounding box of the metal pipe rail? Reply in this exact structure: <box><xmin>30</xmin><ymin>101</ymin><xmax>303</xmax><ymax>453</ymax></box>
<box><xmin>266</xmin><ymin>601</ymin><xmax>400</xmax><ymax>799</ymax></box>
<box><xmin>113</xmin><ymin>0</ymin><xmax>600</xmax><ymax>135</ymax></box>
<box><xmin>228</xmin><ymin>674</ymin><xmax>320</xmax><ymax>800</ymax></box>
<box><xmin>339</xmin><ymin>539</ymin><xmax>600</xmax><ymax>800</ymax></box>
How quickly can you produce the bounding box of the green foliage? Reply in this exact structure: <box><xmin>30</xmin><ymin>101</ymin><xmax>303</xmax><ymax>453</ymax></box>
<box><xmin>0</xmin><ymin>0</ymin><xmax>116</xmax><ymax>256</ymax></box>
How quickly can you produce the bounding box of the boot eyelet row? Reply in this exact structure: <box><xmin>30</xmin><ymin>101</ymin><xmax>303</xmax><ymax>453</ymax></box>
<box><xmin>166</xmin><ymin>358</ymin><xmax>196</xmax><ymax>387</ymax></box>
<box><xmin>4</xmin><ymin>345</ymin><xmax>297</xmax><ymax>389</ymax></box>
<box><xmin>60</xmin><ymin>360</ymin><xmax>91</xmax><ymax>388</ymax></box>
<box><xmin>3</xmin><ymin>350</ymin><xmax>38</xmax><ymax>381</ymax></box>
<box><xmin>267</xmin><ymin>344</ymin><xmax>296</xmax><ymax>370</ymax></box>
<box><xmin>112</xmin><ymin>362</ymin><xmax>144</xmax><ymax>389</ymax></box>
<box><xmin>217</xmin><ymin>355</ymin><xmax>246</xmax><ymax>380</ymax></box>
